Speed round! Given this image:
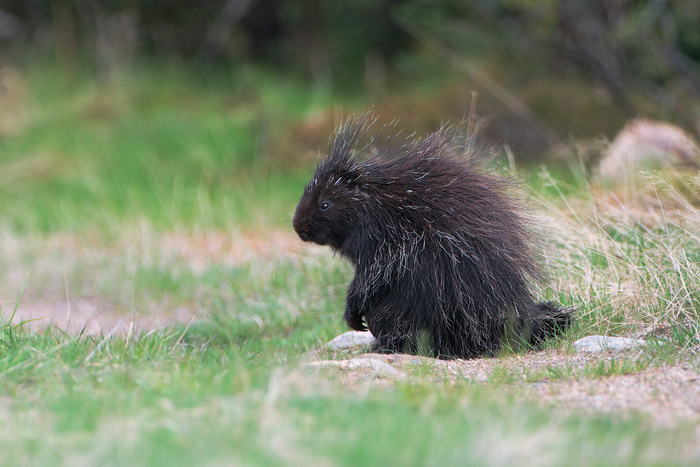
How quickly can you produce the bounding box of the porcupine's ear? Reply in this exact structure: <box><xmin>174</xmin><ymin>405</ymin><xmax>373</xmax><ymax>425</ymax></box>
<box><xmin>337</xmin><ymin>164</ymin><xmax>366</xmax><ymax>194</ymax></box>
<box><xmin>350</xmin><ymin>182</ymin><xmax>365</xmax><ymax>195</ymax></box>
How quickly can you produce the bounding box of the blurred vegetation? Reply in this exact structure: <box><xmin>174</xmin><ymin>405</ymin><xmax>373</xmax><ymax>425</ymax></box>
<box><xmin>1</xmin><ymin>6</ymin><xmax>700</xmax><ymax>463</ymax></box>
<box><xmin>0</xmin><ymin>61</ymin><xmax>327</xmax><ymax>232</ymax></box>
<box><xmin>1</xmin><ymin>0</ymin><xmax>698</xmax><ymax>159</ymax></box>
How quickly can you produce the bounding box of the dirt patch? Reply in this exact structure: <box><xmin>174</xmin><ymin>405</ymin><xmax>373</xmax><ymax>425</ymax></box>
<box><xmin>157</xmin><ymin>230</ymin><xmax>307</xmax><ymax>273</ymax></box>
<box><xmin>307</xmin><ymin>349</ymin><xmax>613</xmax><ymax>383</ymax></box>
<box><xmin>3</xmin><ymin>297</ymin><xmax>199</xmax><ymax>335</ymax></box>
<box><xmin>1</xmin><ymin>229</ymin><xmax>314</xmax><ymax>334</ymax></box>
<box><xmin>528</xmin><ymin>364</ymin><xmax>700</xmax><ymax>426</ymax></box>
<box><xmin>304</xmin><ymin>349</ymin><xmax>700</xmax><ymax>426</ymax></box>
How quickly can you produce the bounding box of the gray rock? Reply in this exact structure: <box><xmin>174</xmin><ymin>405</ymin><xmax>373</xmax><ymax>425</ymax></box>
<box><xmin>599</xmin><ymin>119</ymin><xmax>700</xmax><ymax>182</ymax></box>
<box><xmin>304</xmin><ymin>358</ymin><xmax>403</xmax><ymax>378</ymax></box>
<box><xmin>325</xmin><ymin>331</ymin><xmax>376</xmax><ymax>350</ymax></box>
<box><xmin>344</xmin><ymin>358</ymin><xmax>403</xmax><ymax>377</ymax></box>
<box><xmin>574</xmin><ymin>335</ymin><xmax>646</xmax><ymax>353</ymax></box>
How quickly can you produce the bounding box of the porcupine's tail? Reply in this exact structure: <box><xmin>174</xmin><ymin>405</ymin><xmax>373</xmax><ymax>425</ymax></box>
<box><xmin>518</xmin><ymin>302</ymin><xmax>574</xmax><ymax>349</ymax></box>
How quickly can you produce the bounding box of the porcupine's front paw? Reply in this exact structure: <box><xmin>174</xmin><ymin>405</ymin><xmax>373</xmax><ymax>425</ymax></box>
<box><xmin>343</xmin><ymin>307</ymin><xmax>367</xmax><ymax>332</ymax></box>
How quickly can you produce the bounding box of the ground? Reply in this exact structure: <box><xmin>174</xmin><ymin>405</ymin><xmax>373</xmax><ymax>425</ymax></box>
<box><xmin>304</xmin><ymin>349</ymin><xmax>700</xmax><ymax>428</ymax></box>
<box><xmin>4</xmin><ymin>229</ymin><xmax>699</xmax><ymax>434</ymax></box>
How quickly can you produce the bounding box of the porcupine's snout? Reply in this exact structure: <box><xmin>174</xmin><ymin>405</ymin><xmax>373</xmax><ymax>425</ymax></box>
<box><xmin>292</xmin><ymin>210</ymin><xmax>312</xmax><ymax>242</ymax></box>
<box><xmin>295</xmin><ymin>226</ymin><xmax>312</xmax><ymax>242</ymax></box>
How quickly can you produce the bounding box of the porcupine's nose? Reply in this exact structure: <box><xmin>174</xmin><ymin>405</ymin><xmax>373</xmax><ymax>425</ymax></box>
<box><xmin>293</xmin><ymin>219</ymin><xmax>312</xmax><ymax>242</ymax></box>
<box><xmin>296</xmin><ymin>228</ymin><xmax>311</xmax><ymax>242</ymax></box>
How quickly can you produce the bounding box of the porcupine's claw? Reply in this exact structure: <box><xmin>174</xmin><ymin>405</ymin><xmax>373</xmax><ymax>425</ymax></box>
<box><xmin>344</xmin><ymin>310</ymin><xmax>367</xmax><ymax>332</ymax></box>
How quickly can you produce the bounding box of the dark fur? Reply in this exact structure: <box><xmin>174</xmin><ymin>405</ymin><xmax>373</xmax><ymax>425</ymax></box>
<box><xmin>293</xmin><ymin>116</ymin><xmax>573</xmax><ymax>359</ymax></box>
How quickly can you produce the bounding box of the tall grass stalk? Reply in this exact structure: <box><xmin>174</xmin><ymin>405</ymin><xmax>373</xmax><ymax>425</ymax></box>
<box><xmin>535</xmin><ymin>167</ymin><xmax>700</xmax><ymax>350</ymax></box>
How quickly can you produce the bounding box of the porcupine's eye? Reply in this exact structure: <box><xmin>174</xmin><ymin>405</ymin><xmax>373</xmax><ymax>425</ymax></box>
<box><xmin>320</xmin><ymin>202</ymin><xmax>330</xmax><ymax>211</ymax></box>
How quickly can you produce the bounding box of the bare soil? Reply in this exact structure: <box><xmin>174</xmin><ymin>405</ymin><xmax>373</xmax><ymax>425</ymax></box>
<box><xmin>1</xmin><ymin>229</ymin><xmax>310</xmax><ymax>334</ymax></box>
<box><xmin>306</xmin><ymin>349</ymin><xmax>700</xmax><ymax>426</ymax></box>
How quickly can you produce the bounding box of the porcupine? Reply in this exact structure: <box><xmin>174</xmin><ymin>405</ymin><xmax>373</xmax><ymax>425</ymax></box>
<box><xmin>292</xmin><ymin>115</ymin><xmax>573</xmax><ymax>359</ymax></box>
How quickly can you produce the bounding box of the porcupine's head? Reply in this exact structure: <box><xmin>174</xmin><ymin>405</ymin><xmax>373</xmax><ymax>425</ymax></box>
<box><xmin>293</xmin><ymin>117</ymin><xmax>371</xmax><ymax>251</ymax></box>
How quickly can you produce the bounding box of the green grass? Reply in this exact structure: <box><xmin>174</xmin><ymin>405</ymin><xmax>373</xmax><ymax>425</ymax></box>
<box><xmin>0</xmin><ymin>321</ymin><xmax>698</xmax><ymax>466</ymax></box>
<box><xmin>2</xmin><ymin>232</ymin><xmax>699</xmax><ymax>465</ymax></box>
<box><xmin>2</xmin><ymin>60</ymin><xmax>700</xmax><ymax>465</ymax></box>
<box><xmin>0</xmin><ymin>61</ymin><xmax>325</xmax><ymax>232</ymax></box>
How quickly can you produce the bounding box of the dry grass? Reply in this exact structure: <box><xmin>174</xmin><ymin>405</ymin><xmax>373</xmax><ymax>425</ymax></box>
<box><xmin>533</xmin><ymin>168</ymin><xmax>700</xmax><ymax>350</ymax></box>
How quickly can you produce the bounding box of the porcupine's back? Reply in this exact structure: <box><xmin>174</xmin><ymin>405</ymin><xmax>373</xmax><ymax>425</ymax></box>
<box><xmin>293</xmin><ymin>117</ymin><xmax>571</xmax><ymax>358</ymax></box>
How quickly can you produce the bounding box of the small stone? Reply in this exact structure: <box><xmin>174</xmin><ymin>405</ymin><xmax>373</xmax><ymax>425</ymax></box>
<box><xmin>304</xmin><ymin>358</ymin><xmax>403</xmax><ymax>378</ymax></box>
<box><xmin>574</xmin><ymin>335</ymin><xmax>646</xmax><ymax>353</ymax></box>
<box><xmin>344</xmin><ymin>358</ymin><xmax>403</xmax><ymax>378</ymax></box>
<box><xmin>325</xmin><ymin>331</ymin><xmax>376</xmax><ymax>350</ymax></box>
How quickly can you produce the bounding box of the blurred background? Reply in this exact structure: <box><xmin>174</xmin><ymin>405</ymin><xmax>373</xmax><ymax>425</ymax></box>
<box><xmin>0</xmin><ymin>0</ymin><xmax>699</xmax><ymax>232</ymax></box>
<box><xmin>3</xmin><ymin>4</ymin><xmax>700</xmax><ymax>462</ymax></box>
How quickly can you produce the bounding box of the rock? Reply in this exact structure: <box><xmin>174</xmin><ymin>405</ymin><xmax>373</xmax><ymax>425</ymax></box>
<box><xmin>599</xmin><ymin>119</ymin><xmax>700</xmax><ymax>181</ymax></box>
<box><xmin>325</xmin><ymin>331</ymin><xmax>376</xmax><ymax>351</ymax></box>
<box><xmin>574</xmin><ymin>335</ymin><xmax>646</xmax><ymax>353</ymax></box>
<box><xmin>343</xmin><ymin>358</ymin><xmax>403</xmax><ymax>377</ymax></box>
<box><xmin>304</xmin><ymin>357</ymin><xmax>403</xmax><ymax>378</ymax></box>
